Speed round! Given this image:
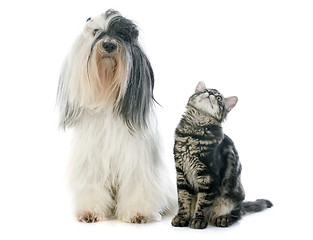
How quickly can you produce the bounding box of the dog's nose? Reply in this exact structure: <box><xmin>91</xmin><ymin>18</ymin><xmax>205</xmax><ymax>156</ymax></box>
<box><xmin>102</xmin><ymin>42</ymin><xmax>117</xmax><ymax>53</ymax></box>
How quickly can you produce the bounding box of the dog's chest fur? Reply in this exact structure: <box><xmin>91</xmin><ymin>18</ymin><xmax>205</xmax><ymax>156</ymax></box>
<box><xmin>72</xmin><ymin>106</ymin><xmax>157</xmax><ymax>181</ymax></box>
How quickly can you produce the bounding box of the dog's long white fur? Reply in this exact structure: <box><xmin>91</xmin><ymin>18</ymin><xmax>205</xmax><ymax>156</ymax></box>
<box><xmin>58</xmin><ymin>11</ymin><xmax>176</xmax><ymax>223</ymax></box>
<box><xmin>69</xmin><ymin>106</ymin><xmax>174</xmax><ymax>222</ymax></box>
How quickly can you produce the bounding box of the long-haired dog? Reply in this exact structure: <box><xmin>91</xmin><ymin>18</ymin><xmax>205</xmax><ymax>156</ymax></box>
<box><xmin>57</xmin><ymin>9</ymin><xmax>175</xmax><ymax>223</ymax></box>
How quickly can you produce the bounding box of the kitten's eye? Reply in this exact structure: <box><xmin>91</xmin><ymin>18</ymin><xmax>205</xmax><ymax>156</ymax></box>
<box><xmin>216</xmin><ymin>96</ymin><xmax>222</xmax><ymax>101</ymax></box>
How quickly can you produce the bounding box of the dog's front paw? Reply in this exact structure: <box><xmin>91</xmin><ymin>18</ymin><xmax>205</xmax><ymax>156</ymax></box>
<box><xmin>130</xmin><ymin>214</ymin><xmax>148</xmax><ymax>224</ymax></box>
<box><xmin>77</xmin><ymin>212</ymin><xmax>105</xmax><ymax>223</ymax></box>
<box><xmin>189</xmin><ymin>217</ymin><xmax>208</xmax><ymax>229</ymax></box>
<box><xmin>171</xmin><ymin>215</ymin><xmax>190</xmax><ymax>227</ymax></box>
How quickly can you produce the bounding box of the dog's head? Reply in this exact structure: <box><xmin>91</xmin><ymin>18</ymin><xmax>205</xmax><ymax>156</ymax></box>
<box><xmin>58</xmin><ymin>10</ymin><xmax>155</xmax><ymax>132</ymax></box>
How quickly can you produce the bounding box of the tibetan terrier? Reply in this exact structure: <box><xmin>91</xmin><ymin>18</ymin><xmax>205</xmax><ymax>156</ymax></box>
<box><xmin>57</xmin><ymin>9</ymin><xmax>175</xmax><ymax>223</ymax></box>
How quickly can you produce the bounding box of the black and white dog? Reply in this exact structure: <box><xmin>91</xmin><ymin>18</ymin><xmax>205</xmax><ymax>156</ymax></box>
<box><xmin>57</xmin><ymin>9</ymin><xmax>175</xmax><ymax>223</ymax></box>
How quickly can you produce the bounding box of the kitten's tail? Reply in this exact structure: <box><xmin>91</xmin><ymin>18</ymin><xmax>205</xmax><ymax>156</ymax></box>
<box><xmin>241</xmin><ymin>199</ymin><xmax>273</xmax><ymax>215</ymax></box>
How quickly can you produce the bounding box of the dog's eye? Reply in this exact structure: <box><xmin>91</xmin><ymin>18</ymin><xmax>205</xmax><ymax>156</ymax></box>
<box><xmin>117</xmin><ymin>32</ymin><xmax>127</xmax><ymax>40</ymax></box>
<box><xmin>93</xmin><ymin>29</ymin><xmax>100</xmax><ymax>36</ymax></box>
<box><xmin>86</xmin><ymin>17</ymin><xmax>91</xmax><ymax>22</ymax></box>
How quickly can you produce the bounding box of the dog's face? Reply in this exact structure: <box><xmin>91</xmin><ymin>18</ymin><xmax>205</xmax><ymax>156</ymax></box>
<box><xmin>81</xmin><ymin>10</ymin><xmax>140</xmax><ymax>106</ymax></box>
<box><xmin>58</xmin><ymin>10</ymin><xmax>155</xmax><ymax>131</ymax></box>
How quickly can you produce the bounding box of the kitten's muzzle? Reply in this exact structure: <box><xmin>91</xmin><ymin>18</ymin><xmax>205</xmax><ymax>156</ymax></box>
<box><xmin>102</xmin><ymin>42</ymin><xmax>117</xmax><ymax>53</ymax></box>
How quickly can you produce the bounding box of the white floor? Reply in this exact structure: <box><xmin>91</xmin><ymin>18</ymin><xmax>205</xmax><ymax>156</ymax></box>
<box><xmin>2</xmin><ymin>201</ymin><xmax>303</xmax><ymax>240</ymax></box>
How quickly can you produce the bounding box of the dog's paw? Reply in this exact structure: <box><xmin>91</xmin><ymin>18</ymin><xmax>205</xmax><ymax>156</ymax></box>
<box><xmin>130</xmin><ymin>214</ymin><xmax>148</xmax><ymax>224</ymax></box>
<box><xmin>171</xmin><ymin>215</ymin><xmax>190</xmax><ymax>227</ymax></box>
<box><xmin>77</xmin><ymin>212</ymin><xmax>105</xmax><ymax>223</ymax></box>
<box><xmin>189</xmin><ymin>217</ymin><xmax>208</xmax><ymax>229</ymax></box>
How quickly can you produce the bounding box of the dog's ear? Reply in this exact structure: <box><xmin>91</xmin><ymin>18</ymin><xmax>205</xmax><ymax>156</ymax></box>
<box><xmin>57</xmin><ymin>69</ymin><xmax>83</xmax><ymax>130</ymax></box>
<box><xmin>116</xmin><ymin>44</ymin><xmax>154</xmax><ymax>132</ymax></box>
<box><xmin>57</xmin><ymin>101</ymin><xmax>82</xmax><ymax>130</ymax></box>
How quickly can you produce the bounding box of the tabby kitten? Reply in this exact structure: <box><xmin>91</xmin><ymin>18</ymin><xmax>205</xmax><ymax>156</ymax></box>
<box><xmin>172</xmin><ymin>82</ymin><xmax>272</xmax><ymax>229</ymax></box>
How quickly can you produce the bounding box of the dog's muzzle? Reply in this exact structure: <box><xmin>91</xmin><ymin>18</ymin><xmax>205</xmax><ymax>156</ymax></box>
<box><xmin>102</xmin><ymin>42</ymin><xmax>117</xmax><ymax>53</ymax></box>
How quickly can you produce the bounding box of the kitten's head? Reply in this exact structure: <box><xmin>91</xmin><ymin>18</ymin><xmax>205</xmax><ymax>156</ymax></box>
<box><xmin>187</xmin><ymin>81</ymin><xmax>238</xmax><ymax>122</ymax></box>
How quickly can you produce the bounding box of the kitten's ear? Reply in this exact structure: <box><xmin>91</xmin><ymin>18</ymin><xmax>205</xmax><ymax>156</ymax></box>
<box><xmin>225</xmin><ymin>96</ymin><xmax>238</xmax><ymax>112</ymax></box>
<box><xmin>195</xmin><ymin>81</ymin><xmax>206</xmax><ymax>93</ymax></box>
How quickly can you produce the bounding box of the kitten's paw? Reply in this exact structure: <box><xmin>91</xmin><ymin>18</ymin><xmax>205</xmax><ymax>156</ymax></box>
<box><xmin>130</xmin><ymin>214</ymin><xmax>148</xmax><ymax>224</ymax></box>
<box><xmin>171</xmin><ymin>215</ymin><xmax>190</xmax><ymax>227</ymax></box>
<box><xmin>77</xmin><ymin>212</ymin><xmax>106</xmax><ymax>223</ymax></box>
<box><xmin>215</xmin><ymin>215</ymin><xmax>233</xmax><ymax>227</ymax></box>
<box><xmin>189</xmin><ymin>217</ymin><xmax>208</xmax><ymax>229</ymax></box>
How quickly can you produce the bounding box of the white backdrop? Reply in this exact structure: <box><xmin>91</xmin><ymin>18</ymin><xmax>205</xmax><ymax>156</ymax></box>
<box><xmin>1</xmin><ymin>0</ymin><xmax>312</xmax><ymax>239</ymax></box>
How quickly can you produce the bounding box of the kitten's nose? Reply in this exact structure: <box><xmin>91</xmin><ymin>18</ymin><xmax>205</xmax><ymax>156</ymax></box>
<box><xmin>102</xmin><ymin>42</ymin><xmax>117</xmax><ymax>53</ymax></box>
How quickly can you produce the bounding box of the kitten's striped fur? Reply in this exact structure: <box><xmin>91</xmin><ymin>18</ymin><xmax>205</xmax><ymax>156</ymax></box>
<box><xmin>172</xmin><ymin>82</ymin><xmax>272</xmax><ymax>229</ymax></box>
